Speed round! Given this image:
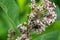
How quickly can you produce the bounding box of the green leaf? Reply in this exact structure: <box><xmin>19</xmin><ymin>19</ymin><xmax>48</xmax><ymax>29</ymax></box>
<box><xmin>33</xmin><ymin>30</ymin><xmax>60</xmax><ymax>40</ymax></box>
<box><xmin>0</xmin><ymin>2</ymin><xmax>7</xmax><ymax>13</ymax></box>
<box><xmin>0</xmin><ymin>0</ymin><xmax>20</xmax><ymax>40</ymax></box>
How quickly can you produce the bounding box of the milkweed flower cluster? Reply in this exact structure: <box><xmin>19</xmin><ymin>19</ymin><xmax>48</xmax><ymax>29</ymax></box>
<box><xmin>16</xmin><ymin>24</ymin><xmax>29</xmax><ymax>40</ymax></box>
<box><xmin>7</xmin><ymin>29</ymin><xmax>15</xmax><ymax>40</ymax></box>
<box><xmin>42</xmin><ymin>0</ymin><xmax>57</xmax><ymax>25</ymax></box>
<box><xmin>7</xmin><ymin>0</ymin><xmax>57</xmax><ymax>40</ymax></box>
<box><xmin>28</xmin><ymin>0</ymin><xmax>57</xmax><ymax>33</ymax></box>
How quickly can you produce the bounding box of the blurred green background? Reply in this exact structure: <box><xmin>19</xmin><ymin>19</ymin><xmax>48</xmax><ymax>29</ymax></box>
<box><xmin>0</xmin><ymin>0</ymin><xmax>60</xmax><ymax>40</ymax></box>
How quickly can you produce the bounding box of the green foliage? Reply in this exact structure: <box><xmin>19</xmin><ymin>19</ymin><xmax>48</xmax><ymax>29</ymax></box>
<box><xmin>0</xmin><ymin>0</ymin><xmax>60</xmax><ymax>40</ymax></box>
<box><xmin>33</xmin><ymin>30</ymin><xmax>60</xmax><ymax>40</ymax></box>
